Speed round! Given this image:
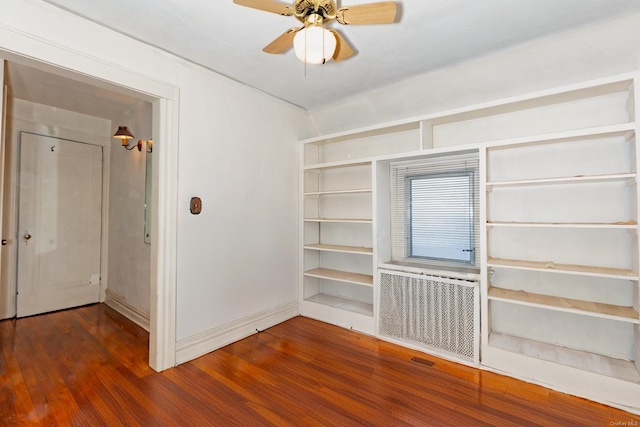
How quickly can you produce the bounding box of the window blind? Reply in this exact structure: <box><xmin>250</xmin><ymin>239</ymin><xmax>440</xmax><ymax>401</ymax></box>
<box><xmin>390</xmin><ymin>150</ymin><xmax>480</xmax><ymax>268</ymax></box>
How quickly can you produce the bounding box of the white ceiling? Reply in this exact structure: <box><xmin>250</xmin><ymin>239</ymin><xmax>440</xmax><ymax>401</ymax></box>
<box><xmin>6</xmin><ymin>62</ymin><xmax>143</xmax><ymax>120</ymax></box>
<box><xmin>8</xmin><ymin>0</ymin><xmax>640</xmax><ymax>115</ymax></box>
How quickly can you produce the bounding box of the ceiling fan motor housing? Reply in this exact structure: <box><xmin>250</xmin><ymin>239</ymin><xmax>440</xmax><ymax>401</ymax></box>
<box><xmin>294</xmin><ymin>0</ymin><xmax>337</xmax><ymax>21</ymax></box>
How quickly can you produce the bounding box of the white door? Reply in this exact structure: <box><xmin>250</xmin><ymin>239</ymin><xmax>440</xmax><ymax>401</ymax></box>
<box><xmin>16</xmin><ymin>133</ymin><xmax>103</xmax><ymax>317</ymax></box>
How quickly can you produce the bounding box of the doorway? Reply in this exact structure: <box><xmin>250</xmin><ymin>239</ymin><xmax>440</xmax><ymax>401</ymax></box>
<box><xmin>0</xmin><ymin>56</ymin><xmax>177</xmax><ymax>371</ymax></box>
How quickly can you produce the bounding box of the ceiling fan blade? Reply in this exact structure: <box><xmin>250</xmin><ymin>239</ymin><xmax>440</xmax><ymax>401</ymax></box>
<box><xmin>329</xmin><ymin>30</ymin><xmax>355</xmax><ymax>62</ymax></box>
<box><xmin>263</xmin><ymin>28</ymin><xmax>301</xmax><ymax>54</ymax></box>
<box><xmin>233</xmin><ymin>0</ymin><xmax>293</xmax><ymax>16</ymax></box>
<box><xmin>336</xmin><ymin>2</ymin><xmax>397</xmax><ymax>25</ymax></box>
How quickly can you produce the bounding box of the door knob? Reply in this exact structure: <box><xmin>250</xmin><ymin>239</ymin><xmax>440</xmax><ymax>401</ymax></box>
<box><xmin>24</xmin><ymin>233</ymin><xmax>32</xmax><ymax>241</ymax></box>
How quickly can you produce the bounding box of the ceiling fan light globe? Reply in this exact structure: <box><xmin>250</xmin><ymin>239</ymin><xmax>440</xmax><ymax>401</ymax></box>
<box><xmin>293</xmin><ymin>26</ymin><xmax>337</xmax><ymax>64</ymax></box>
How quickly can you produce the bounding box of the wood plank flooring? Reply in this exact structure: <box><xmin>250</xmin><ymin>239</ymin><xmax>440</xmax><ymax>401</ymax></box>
<box><xmin>1</xmin><ymin>303</ymin><xmax>640</xmax><ymax>426</ymax></box>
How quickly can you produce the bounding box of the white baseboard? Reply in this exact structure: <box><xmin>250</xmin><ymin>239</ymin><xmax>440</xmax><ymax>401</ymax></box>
<box><xmin>175</xmin><ymin>300</ymin><xmax>299</xmax><ymax>365</ymax></box>
<box><xmin>104</xmin><ymin>289</ymin><xmax>151</xmax><ymax>332</ymax></box>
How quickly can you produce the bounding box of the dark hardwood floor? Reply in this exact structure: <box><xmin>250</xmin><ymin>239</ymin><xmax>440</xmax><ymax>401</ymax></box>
<box><xmin>1</xmin><ymin>304</ymin><xmax>639</xmax><ymax>426</ymax></box>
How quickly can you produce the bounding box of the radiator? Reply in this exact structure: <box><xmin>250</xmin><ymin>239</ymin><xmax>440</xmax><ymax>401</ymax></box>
<box><xmin>378</xmin><ymin>269</ymin><xmax>480</xmax><ymax>365</ymax></box>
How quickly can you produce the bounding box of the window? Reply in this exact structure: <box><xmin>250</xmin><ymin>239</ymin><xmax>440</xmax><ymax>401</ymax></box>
<box><xmin>409</xmin><ymin>171</ymin><xmax>474</xmax><ymax>263</ymax></box>
<box><xmin>391</xmin><ymin>151</ymin><xmax>479</xmax><ymax>268</ymax></box>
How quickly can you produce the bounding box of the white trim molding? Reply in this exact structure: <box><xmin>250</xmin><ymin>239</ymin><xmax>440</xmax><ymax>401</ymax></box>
<box><xmin>175</xmin><ymin>300</ymin><xmax>299</xmax><ymax>365</ymax></box>
<box><xmin>148</xmin><ymin>95</ymin><xmax>179</xmax><ymax>372</ymax></box>
<box><xmin>104</xmin><ymin>289</ymin><xmax>151</xmax><ymax>332</ymax></box>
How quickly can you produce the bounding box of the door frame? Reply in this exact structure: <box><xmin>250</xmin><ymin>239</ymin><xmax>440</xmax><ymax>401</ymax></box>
<box><xmin>0</xmin><ymin>52</ymin><xmax>179</xmax><ymax>372</ymax></box>
<box><xmin>0</xmin><ymin>63</ymin><xmax>8</xmax><ymax>319</ymax></box>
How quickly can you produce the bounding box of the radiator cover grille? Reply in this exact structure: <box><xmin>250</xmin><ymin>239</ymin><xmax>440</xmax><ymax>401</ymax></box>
<box><xmin>379</xmin><ymin>270</ymin><xmax>479</xmax><ymax>364</ymax></box>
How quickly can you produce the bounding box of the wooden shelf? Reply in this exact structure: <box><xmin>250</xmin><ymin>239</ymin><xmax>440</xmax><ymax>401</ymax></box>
<box><xmin>301</xmin><ymin>121</ymin><xmax>419</xmax><ymax>146</ymax></box>
<box><xmin>487</xmin><ymin>221</ymin><xmax>637</xmax><ymax>229</ymax></box>
<box><xmin>304</xmin><ymin>268</ymin><xmax>373</xmax><ymax>287</ymax></box>
<box><xmin>304</xmin><ymin>293</ymin><xmax>373</xmax><ymax>317</ymax></box>
<box><xmin>486</xmin><ymin>173</ymin><xmax>636</xmax><ymax>188</ymax></box>
<box><xmin>485</xmin><ymin>122</ymin><xmax>636</xmax><ymax>151</ymax></box>
<box><xmin>304</xmin><ymin>218</ymin><xmax>372</xmax><ymax>224</ymax></box>
<box><xmin>304</xmin><ymin>189</ymin><xmax>372</xmax><ymax>196</ymax></box>
<box><xmin>304</xmin><ymin>160</ymin><xmax>372</xmax><ymax>171</ymax></box>
<box><xmin>488</xmin><ymin>287</ymin><xmax>639</xmax><ymax>323</ymax></box>
<box><xmin>304</xmin><ymin>244</ymin><xmax>373</xmax><ymax>255</ymax></box>
<box><xmin>487</xmin><ymin>257</ymin><xmax>638</xmax><ymax>280</ymax></box>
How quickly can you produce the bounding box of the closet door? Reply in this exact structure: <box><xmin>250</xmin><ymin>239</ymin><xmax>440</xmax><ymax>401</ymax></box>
<box><xmin>16</xmin><ymin>133</ymin><xmax>103</xmax><ymax>317</ymax></box>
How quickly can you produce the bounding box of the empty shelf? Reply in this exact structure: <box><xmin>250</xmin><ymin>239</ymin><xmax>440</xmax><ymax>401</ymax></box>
<box><xmin>305</xmin><ymin>293</ymin><xmax>373</xmax><ymax>317</ymax></box>
<box><xmin>304</xmin><ymin>218</ymin><xmax>373</xmax><ymax>223</ymax></box>
<box><xmin>488</xmin><ymin>287</ymin><xmax>639</xmax><ymax>323</ymax></box>
<box><xmin>304</xmin><ymin>244</ymin><xmax>373</xmax><ymax>255</ymax></box>
<box><xmin>487</xmin><ymin>257</ymin><xmax>638</xmax><ymax>280</ymax></box>
<box><xmin>488</xmin><ymin>332</ymin><xmax>640</xmax><ymax>384</ymax></box>
<box><xmin>304</xmin><ymin>268</ymin><xmax>373</xmax><ymax>286</ymax></box>
<box><xmin>487</xmin><ymin>221</ymin><xmax>637</xmax><ymax>229</ymax></box>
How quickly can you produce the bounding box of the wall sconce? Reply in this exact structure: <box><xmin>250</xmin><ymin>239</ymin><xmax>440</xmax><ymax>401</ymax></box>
<box><xmin>113</xmin><ymin>126</ymin><xmax>140</xmax><ymax>151</ymax></box>
<box><xmin>113</xmin><ymin>126</ymin><xmax>152</xmax><ymax>153</ymax></box>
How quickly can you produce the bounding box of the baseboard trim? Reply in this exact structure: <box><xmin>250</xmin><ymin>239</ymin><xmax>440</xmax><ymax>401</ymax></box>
<box><xmin>104</xmin><ymin>289</ymin><xmax>151</xmax><ymax>332</ymax></box>
<box><xmin>175</xmin><ymin>300</ymin><xmax>299</xmax><ymax>365</ymax></box>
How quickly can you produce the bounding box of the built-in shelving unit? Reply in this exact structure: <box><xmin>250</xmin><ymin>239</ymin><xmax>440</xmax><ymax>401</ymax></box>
<box><xmin>300</xmin><ymin>156</ymin><xmax>376</xmax><ymax>331</ymax></box>
<box><xmin>298</xmin><ymin>72</ymin><xmax>640</xmax><ymax>412</ymax></box>
<box><xmin>481</xmin><ymin>74</ymin><xmax>640</xmax><ymax>412</ymax></box>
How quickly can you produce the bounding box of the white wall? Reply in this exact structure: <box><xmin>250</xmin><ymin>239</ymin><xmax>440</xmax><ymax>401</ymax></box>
<box><xmin>174</xmin><ymin>62</ymin><xmax>307</xmax><ymax>342</ymax></box>
<box><xmin>0</xmin><ymin>0</ymin><xmax>310</xmax><ymax>364</ymax></box>
<box><xmin>107</xmin><ymin>101</ymin><xmax>152</xmax><ymax>315</ymax></box>
<box><xmin>309</xmin><ymin>11</ymin><xmax>640</xmax><ymax>135</ymax></box>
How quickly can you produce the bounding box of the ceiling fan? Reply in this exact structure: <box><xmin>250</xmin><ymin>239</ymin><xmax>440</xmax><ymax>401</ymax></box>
<box><xmin>233</xmin><ymin>0</ymin><xmax>398</xmax><ymax>64</ymax></box>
